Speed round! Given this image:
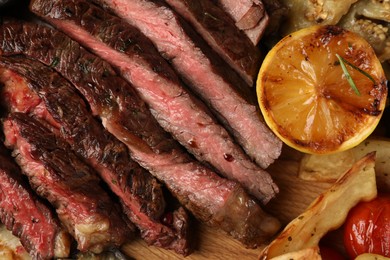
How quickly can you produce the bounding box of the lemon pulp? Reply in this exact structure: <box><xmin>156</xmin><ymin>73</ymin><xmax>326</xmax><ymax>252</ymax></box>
<box><xmin>257</xmin><ymin>25</ymin><xmax>387</xmax><ymax>154</ymax></box>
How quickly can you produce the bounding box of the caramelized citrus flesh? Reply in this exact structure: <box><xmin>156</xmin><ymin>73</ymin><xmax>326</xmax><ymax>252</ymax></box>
<box><xmin>258</xmin><ymin>26</ymin><xmax>387</xmax><ymax>154</ymax></box>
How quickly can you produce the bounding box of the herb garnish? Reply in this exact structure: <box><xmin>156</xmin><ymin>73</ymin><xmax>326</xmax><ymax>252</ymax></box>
<box><xmin>50</xmin><ymin>57</ymin><xmax>60</xmax><ymax>68</ymax></box>
<box><xmin>336</xmin><ymin>54</ymin><xmax>376</xmax><ymax>96</ymax></box>
<box><xmin>336</xmin><ymin>54</ymin><xmax>361</xmax><ymax>96</ymax></box>
<box><xmin>204</xmin><ymin>12</ymin><xmax>219</xmax><ymax>21</ymax></box>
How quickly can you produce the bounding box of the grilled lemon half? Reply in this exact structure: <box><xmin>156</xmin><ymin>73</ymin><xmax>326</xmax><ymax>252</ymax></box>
<box><xmin>257</xmin><ymin>25</ymin><xmax>388</xmax><ymax>154</ymax></box>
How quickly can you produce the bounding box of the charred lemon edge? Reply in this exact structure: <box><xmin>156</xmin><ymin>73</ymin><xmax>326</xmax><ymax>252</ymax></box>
<box><xmin>256</xmin><ymin>25</ymin><xmax>387</xmax><ymax>155</ymax></box>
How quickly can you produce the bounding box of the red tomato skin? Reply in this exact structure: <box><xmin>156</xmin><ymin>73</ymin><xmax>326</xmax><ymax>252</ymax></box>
<box><xmin>343</xmin><ymin>195</ymin><xmax>390</xmax><ymax>258</ymax></box>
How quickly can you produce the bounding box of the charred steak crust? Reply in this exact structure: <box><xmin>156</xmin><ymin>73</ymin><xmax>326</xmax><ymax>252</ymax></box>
<box><xmin>0</xmin><ymin>144</ymin><xmax>71</xmax><ymax>259</ymax></box>
<box><xmin>2</xmin><ymin>113</ymin><xmax>131</xmax><ymax>253</ymax></box>
<box><xmin>164</xmin><ymin>0</ymin><xmax>262</xmax><ymax>86</ymax></box>
<box><xmin>0</xmin><ymin>20</ymin><xmax>279</xmax><ymax>248</ymax></box>
<box><xmin>0</xmin><ymin>56</ymin><xmax>165</xmax><ymax>220</ymax></box>
<box><xmin>86</xmin><ymin>0</ymin><xmax>282</xmax><ymax>170</ymax></box>
<box><xmin>0</xmin><ymin>20</ymin><xmax>175</xmax><ymax>154</ymax></box>
<box><xmin>0</xmin><ymin>56</ymin><xmax>191</xmax><ymax>255</ymax></box>
<box><xmin>29</xmin><ymin>0</ymin><xmax>278</xmax><ymax>203</ymax></box>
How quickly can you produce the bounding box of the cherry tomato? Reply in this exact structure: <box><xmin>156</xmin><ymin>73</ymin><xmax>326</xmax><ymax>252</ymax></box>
<box><xmin>343</xmin><ymin>195</ymin><xmax>390</xmax><ymax>258</ymax></box>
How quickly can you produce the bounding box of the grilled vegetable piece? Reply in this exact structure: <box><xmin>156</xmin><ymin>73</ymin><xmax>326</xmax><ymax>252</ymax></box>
<box><xmin>278</xmin><ymin>0</ymin><xmax>357</xmax><ymax>35</ymax></box>
<box><xmin>259</xmin><ymin>152</ymin><xmax>377</xmax><ymax>259</ymax></box>
<box><xmin>339</xmin><ymin>0</ymin><xmax>390</xmax><ymax>62</ymax></box>
<box><xmin>269</xmin><ymin>246</ymin><xmax>321</xmax><ymax>260</ymax></box>
<box><xmin>343</xmin><ymin>195</ymin><xmax>390</xmax><ymax>258</ymax></box>
<box><xmin>299</xmin><ymin>137</ymin><xmax>390</xmax><ymax>192</ymax></box>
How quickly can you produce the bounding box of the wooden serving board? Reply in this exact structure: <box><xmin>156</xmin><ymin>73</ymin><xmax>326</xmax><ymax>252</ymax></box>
<box><xmin>120</xmin><ymin>147</ymin><xmax>334</xmax><ymax>260</ymax></box>
<box><xmin>122</xmin><ymin>226</ymin><xmax>263</xmax><ymax>260</ymax></box>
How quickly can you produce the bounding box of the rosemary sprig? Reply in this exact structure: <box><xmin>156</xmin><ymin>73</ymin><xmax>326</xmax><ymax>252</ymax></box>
<box><xmin>338</xmin><ymin>56</ymin><xmax>376</xmax><ymax>84</ymax></box>
<box><xmin>336</xmin><ymin>54</ymin><xmax>361</xmax><ymax>96</ymax></box>
<box><xmin>50</xmin><ymin>56</ymin><xmax>60</xmax><ymax>68</ymax></box>
<box><xmin>204</xmin><ymin>12</ymin><xmax>219</xmax><ymax>21</ymax></box>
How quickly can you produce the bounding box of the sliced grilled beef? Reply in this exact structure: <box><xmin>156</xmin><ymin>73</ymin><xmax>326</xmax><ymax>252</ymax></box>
<box><xmin>0</xmin><ymin>56</ymin><xmax>190</xmax><ymax>255</ymax></box>
<box><xmin>29</xmin><ymin>0</ymin><xmax>279</xmax><ymax>202</ymax></box>
<box><xmin>0</xmin><ymin>144</ymin><xmax>71</xmax><ymax>259</ymax></box>
<box><xmin>76</xmin><ymin>0</ymin><xmax>282</xmax><ymax>169</ymax></box>
<box><xmin>0</xmin><ymin>21</ymin><xmax>281</xmax><ymax>247</ymax></box>
<box><xmin>164</xmin><ymin>0</ymin><xmax>261</xmax><ymax>86</ymax></box>
<box><xmin>2</xmin><ymin>113</ymin><xmax>131</xmax><ymax>253</ymax></box>
<box><xmin>213</xmin><ymin>0</ymin><xmax>269</xmax><ymax>45</ymax></box>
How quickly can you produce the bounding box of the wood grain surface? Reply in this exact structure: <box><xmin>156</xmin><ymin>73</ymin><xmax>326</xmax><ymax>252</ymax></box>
<box><xmin>121</xmin><ymin>147</ymin><xmax>334</xmax><ymax>260</ymax></box>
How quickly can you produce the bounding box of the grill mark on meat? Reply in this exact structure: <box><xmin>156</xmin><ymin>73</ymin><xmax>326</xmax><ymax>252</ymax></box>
<box><xmin>29</xmin><ymin>0</ymin><xmax>279</xmax><ymax>203</ymax></box>
<box><xmin>0</xmin><ymin>68</ymin><xmax>61</xmax><ymax>130</ymax></box>
<box><xmin>164</xmin><ymin>0</ymin><xmax>261</xmax><ymax>86</ymax></box>
<box><xmin>0</xmin><ymin>56</ymin><xmax>191</xmax><ymax>255</ymax></box>
<box><xmin>106</xmin><ymin>119</ymin><xmax>281</xmax><ymax>248</ymax></box>
<box><xmin>0</xmin><ymin>144</ymin><xmax>71</xmax><ymax>259</ymax></box>
<box><xmin>2</xmin><ymin>113</ymin><xmax>131</xmax><ymax>254</ymax></box>
<box><xmin>213</xmin><ymin>0</ymin><xmax>269</xmax><ymax>45</ymax></box>
<box><xmin>0</xmin><ymin>21</ymin><xmax>280</xmax><ymax>247</ymax></box>
<box><xmin>85</xmin><ymin>0</ymin><xmax>281</xmax><ymax>169</ymax></box>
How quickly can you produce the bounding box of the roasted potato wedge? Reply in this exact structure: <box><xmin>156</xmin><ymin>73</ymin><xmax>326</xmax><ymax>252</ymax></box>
<box><xmin>269</xmin><ymin>246</ymin><xmax>321</xmax><ymax>260</ymax></box>
<box><xmin>299</xmin><ymin>150</ymin><xmax>355</xmax><ymax>182</ymax></box>
<box><xmin>355</xmin><ymin>253</ymin><xmax>390</xmax><ymax>260</ymax></box>
<box><xmin>259</xmin><ymin>152</ymin><xmax>377</xmax><ymax>259</ymax></box>
<box><xmin>299</xmin><ymin>138</ymin><xmax>390</xmax><ymax>191</ymax></box>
